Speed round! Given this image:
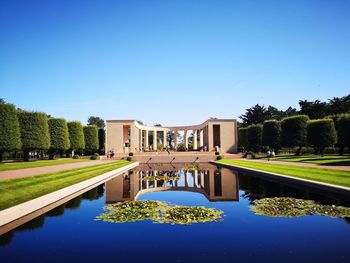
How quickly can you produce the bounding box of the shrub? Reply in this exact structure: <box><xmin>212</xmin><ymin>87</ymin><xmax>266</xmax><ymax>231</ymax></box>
<box><xmin>176</xmin><ymin>143</ymin><xmax>186</xmax><ymax>151</ymax></box>
<box><xmin>128</xmin><ymin>152</ymin><xmax>134</xmax><ymax>157</ymax></box>
<box><xmin>247</xmin><ymin>124</ymin><xmax>263</xmax><ymax>153</ymax></box>
<box><xmin>307</xmin><ymin>119</ymin><xmax>337</xmax><ymax>156</ymax></box>
<box><xmin>48</xmin><ymin>118</ymin><xmax>70</xmax><ymax>160</ymax></box>
<box><xmin>18</xmin><ymin>111</ymin><xmax>50</xmax><ymax>161</ymax></box>
<box><xmin>262</xmin><ymin>120</ymin><xmax>280</xmax><ymax>152</ymax></box>
<box><xmin>83</xmin><ymin>125</ymin><xmax>99</xmax><ymax>153</ymax></box>
<box><xmin>216</xmin><ymin>155</ymin><xmax>223</xmax><ymax>160</ymax></box>
<box><xmin>67</xmin><ymin>121</ymin><xmax>85</xmax><ymax>151</ymax></box>
<box><xmin>98</xmin><ymin>128</ymin><xmax>105</xmax><ymax>152</ymax></box>
<box><xmin>238</xmin><ymin>128</ymin><xmax>248</xmax><ymax>149</ymax></box>
<box><xmin>0</xmin><ymin>102</ymin><xmax>21</xmax><ymax>160</ymax></box>
<box><xmin>280</xmin><ymin>115</ymin><xmax>309</xmax><ymax>155</ymax></box>
<box><xmin>72</xmin><ymin>154</ymin><xmax>79</xmax><ymax>159</ymax></box>
<box><xmin>215</xmin><ymin>151</ymin><xmax>220</xmax><ymax>155</ymax></box>
<box><xmin>126</xmin><ymin>156</ymin><xmax>132</xmax><ymax>161</ymax></box>
<box><xmin>90</xmin><ymin>153</ymin><xmax>99</xmax><ymax>160</ymax></box>
<box><xmin>338</xmin><ymin>114</ymin><xmax>350</xmax><ymax>152</ymax></box>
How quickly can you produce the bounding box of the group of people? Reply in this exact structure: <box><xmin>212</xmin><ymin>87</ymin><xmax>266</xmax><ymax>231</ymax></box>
<box><xmin>106</xmin><ymin>150</ymin><xmax>115</xmax><ymax>160</ymax></box>
<box><xmin>266</xmin><ymin>150</ymin><xmax>276</xmax><ymax>160</ymax></box>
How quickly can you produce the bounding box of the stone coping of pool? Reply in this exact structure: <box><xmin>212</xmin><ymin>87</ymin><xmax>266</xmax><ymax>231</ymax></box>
<box><xmin>0</xmin><ymin>162</ymin><xmax>139</xmax><ymax>235</ymax></box>
<box><xmin>211</xmin><ymin>161</ymin><xmax>350</xmax><ymax>197</ymax></box>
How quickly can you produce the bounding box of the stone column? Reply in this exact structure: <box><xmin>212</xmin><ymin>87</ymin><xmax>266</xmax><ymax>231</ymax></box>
<box><xmin>163</xmin><ymin>131</ymin><xmax>167</xmax><ymax>148</ymax></box>
<box><xmin>153</xmin><ymin>130</ymin><xmax>157</xmax><ymax>151</ymax></box>
<box><xmin>184</xmin><ymin>130</ymin><xmax>188</xmax><ymax>149</ymax></box>
<box><xmin>193</xmin><ymin>130</ymin><xmax>198</xmax><ymax>150</ymax></box>
<box><xmin>199</xmin><ymin>129</ymin><xmax>204</xmax><ymax>148</ymax></box>
<box><xmin>145</xmin><ymin>130</ymin><xmax>149</xmax><ymax>150</ymax></box>
<box><xmin>173</xmin><ymin>130</ymin><xmax>177</xmax><ymax>149</ymax></box>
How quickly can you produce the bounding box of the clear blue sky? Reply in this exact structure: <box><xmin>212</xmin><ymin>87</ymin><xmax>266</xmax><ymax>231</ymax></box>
<box><xmin>1</xmin><ymin>0</ymin><xmax>349</xmax><ymax>126</ymax></box>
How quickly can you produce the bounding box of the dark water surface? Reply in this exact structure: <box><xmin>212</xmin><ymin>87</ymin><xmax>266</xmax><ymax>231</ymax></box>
<box><xmin>1</xmin><ymin>163</ymin><xmax>350</xmax><ymax>263</ymax></box>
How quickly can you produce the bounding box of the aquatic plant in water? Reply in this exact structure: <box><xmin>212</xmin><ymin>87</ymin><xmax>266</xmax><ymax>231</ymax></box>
<box><xmin>96</xmin><ymin>200</ymin><xmax>223</xmax><ymax>225</ymax></box>
<box><xmin>251</xmin><ymin>197</ymin><xmax>350</xmax><ymax>218</ymax></box>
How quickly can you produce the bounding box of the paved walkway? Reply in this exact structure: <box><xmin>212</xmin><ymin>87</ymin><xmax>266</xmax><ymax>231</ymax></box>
<box><xmin>245</xmin><ymin>159</ymin><xmax>350</xmax><ymax>171</ymax></box>
<box><xmin>0</xmin><ymin>160</ymin><xmax>114</xmax><ymax>181</ymax></box>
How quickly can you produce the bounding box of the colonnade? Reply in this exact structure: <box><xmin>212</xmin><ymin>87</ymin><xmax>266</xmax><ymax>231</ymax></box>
<box><xmin>139</xmin><ymin>128</ymin><xmax>205</xmax><ymax>151</ymax></box>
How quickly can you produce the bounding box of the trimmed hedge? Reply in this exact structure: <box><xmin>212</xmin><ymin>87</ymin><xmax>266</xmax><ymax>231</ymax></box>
<box><xmin>247</xmin><ymin>124</ymin><xmax>262</xmax><ymax>153</ymax></box>
<box><xmin>0</xmin><ymin>103</ymin><xmax>21</xmax><ymax>156</ymax></box>
<box><xmin>262</xmin><ymin>120</ymin><xmax>280</xmax><ymax>151</ymax></box>
<box><xmin>18</xmin><ymin>111</ymin><xmax>50</xmax><ymax>161</ymax></box>
<box><xmin>281</xmin><ymin>115</ymin><xmax>309</xmax><ymax>154</ymax></box>
<box><xmin>307</xmin><ymin>119</ymin><xmax>337</xmax><ymax>156</ymax></box>
<box><xmin>98</xmin><ymin>128</ymin><xmax>105</xmax><ymax>152</ymax></box>
<box><xmin>48</xmin><ymin>118</ymin><xmax>70</xmax><ymax>159</ymax></box>
<box><xmin>238</xmin><ymin>128</ymin><xmax>248</xmax><ymax>148</ymax></box>
<box><xmin>338</xmin><ymin>115</ymin><xmax>350</xmax><ymax>149</ymax></box>
<box><xmin>67</xmin><ymin>121</ymin><xmax>85</xmax><ymax>151</ymax></box>
<box><xmin>83</xmin><ymin>125</ymin><xmax>99</xmax><ymax>152</ymax></box>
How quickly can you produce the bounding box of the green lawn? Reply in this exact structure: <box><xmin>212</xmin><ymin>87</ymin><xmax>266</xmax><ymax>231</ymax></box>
<box><xmin>259</xmin><ymin>154</ymin><xmax>350</xmax><ymax>166</ymax></box>
<box><xmin>216</xmin><ymin>159</ymin><xmax>350</xmax><ymax>188</ymax></box>
<box><xmin>0</xmin><ymin>158</ymin><xmax>90</xmax><ymax>171</ymax></box>
<box><xmin>0</xmin><ymin>160</ymin><xmax>130</xmax><ymax>211</ymax></box>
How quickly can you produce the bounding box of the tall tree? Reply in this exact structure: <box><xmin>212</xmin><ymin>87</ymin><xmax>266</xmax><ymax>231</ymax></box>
<box><xmin>0</xmin><ymin>102</ymin><xmax>22</xmax><ymax>160</ymax></box>
<box><xmin>299</xmin><ymin>100</ymin><xmax>330</xmax><ymax>119</ymax></box>
<box><xmin>87</xmin><ymin>116</ymin><xmax>105</xmax><ymax>129</ymax></box>
<box><xmin>328</xmin><ymin>95</ymin><xmax>350</xmax><ymax>115</ymax></box>
<box><xmin>280</xmin><ymin>115</ymin><xmax>309</xmax><ymax>155</ymax></box>
<box><xmin>67</xmin><ymin>121</ymin><xmax>85</xmax><ymax>155</ymax></box>
<box><xmin>48</xmin><ymin>118</ymin><xmax>70</xmax><ymax>159</ymax></box>
<box><xmin>307</xmin><ymin>119</ymin><xmax>337</xmax><ymax>156</ymax></box>
<box><xmin>262</xmin><ymin>120</ymin><xmax>281</xmax><ymax>152</ymax></box>
<box><xmin>240</xmin><ymin>104</ymin><xmax>270</xmax><ymax>127</ymax></box>
<box><xmin>18</xmin><ymin>111</ymin><xmax>50</xmax><ymax>161</ymax></box>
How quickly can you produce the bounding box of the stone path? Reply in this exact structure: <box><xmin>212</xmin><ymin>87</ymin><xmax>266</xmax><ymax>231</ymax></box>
<box><xmin>0</xmin><ymin>160</ymin><xmax>114</xmax><ymax>181</ymax></box>
<box><xmin>245</xmin><ymin>159</ymin><xmax>350</xmax><ymax>171</ymax></box>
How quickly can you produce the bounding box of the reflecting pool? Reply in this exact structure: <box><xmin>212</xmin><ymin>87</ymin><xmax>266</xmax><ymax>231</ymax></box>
<box><xmin>1</xmin><ymin>163</ymin><xmax>350</xmax><ymax>263</ymax></box>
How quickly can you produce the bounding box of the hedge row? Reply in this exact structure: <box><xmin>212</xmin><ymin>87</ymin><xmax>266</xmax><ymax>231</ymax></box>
<box><xmin>239</xmin><ymin>114</ymin><xmax>350</xmax><ymax>156</ymax></box>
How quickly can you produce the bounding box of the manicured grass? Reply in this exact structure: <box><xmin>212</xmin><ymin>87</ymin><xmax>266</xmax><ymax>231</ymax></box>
<box><xmin>259</xmin><ymin>154</ymin><xmax>350</xmax><ymax>166</ymax></box>
<box><xmin>0</xmin><ymin>160</ymin><xmax>130</xmax><ymax>211</ymax></box>
<box><xmin>216</xmin><ymin>159</ymin><xmax>350</xmax><ymax>188</ymax></box>
<box><xmin>0</xmin><ymin>158</ymin><xmax>90</xmax><ymax>171</ymax></box>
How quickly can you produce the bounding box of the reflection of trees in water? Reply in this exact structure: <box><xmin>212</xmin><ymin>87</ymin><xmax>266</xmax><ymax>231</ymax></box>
<box><xmin>65</xmin><ymin>195</ymin><xmax>82</xmax><ymax>210</ymax></box>
<box><xmin>82</xmin><ymin>185</ymin><xmax>104</xmax><ymax>201</ymax></box>
<box><xmin>17</xmin><ymin>215</ymin><xmax>45</xmax><ymax>232</ymax></box>
<box><xmin>0</xmin><ymin>231</ymin><xmax>13</xmax><ymax>247</ymax></box>
<box><xmin>46</xmin><ymin>204</ymin><xmax>65</xmax><ymax>217</ymax></box>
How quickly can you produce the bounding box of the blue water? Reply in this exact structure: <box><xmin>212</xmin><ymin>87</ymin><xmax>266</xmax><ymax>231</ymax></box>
<box><xmin>1</xmin><ymin>165</ymin><xmax>350</xmax><ymax>263</ymax></box>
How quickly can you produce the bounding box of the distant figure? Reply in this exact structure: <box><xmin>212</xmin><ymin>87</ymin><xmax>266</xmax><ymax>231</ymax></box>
<box><xmin>271</xmin><ymin>151</ymin><xmax>275</xmax><ymax>158</ymax></box>
<box><xmin>266</xmin><ymin>150</ymin><xmax>271</xmax><ymax>161</ymax></box>
<box><xmin>204</xmin><ymin>146</ymin><xmax>207</xmax><ymax>152</ymax></box>
<box><xmin>166</xmin><ymin>146</ymin><xmax>170</xmax><ymax>155</ymax></box>
<box><xmin>111</xmin><ymin>150</ymin><xmax>115</xmax><ymax>160</ymax></box>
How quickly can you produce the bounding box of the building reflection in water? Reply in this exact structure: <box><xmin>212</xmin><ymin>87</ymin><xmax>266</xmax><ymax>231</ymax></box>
<box><xmin>105</xmin><ymin>164</ymin><xmax>239</xmax><ymax>203</ymax></box>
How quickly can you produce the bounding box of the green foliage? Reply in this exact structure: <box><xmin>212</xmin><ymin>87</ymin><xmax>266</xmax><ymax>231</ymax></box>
<box><xmin>280</xmin><ymin>115</ymin><xmax>309</xmax><ymax>149</ymax></box>
<box><xmin>90</xmin><ymin>153</ymin><xmax>99</xmax><ymax>160</ymax></box>
<box><xmin>262</xmin><ymin>120</ymin><xmax>280</xmax><ymax>151</ymax></box>
<box><xmin>0</xmin><ymin>103</ymin><xmax>21</xmax><ymax>152</ymax></box>
<box><xmin>238</xmin><ymin>128</ymin><xmax>248</xmax><ymax>148</ymax></box>
<box><xmin>247</xmin><ymin>124</ymin><xmax>263</xmax><ymax>153</ymax></box>
<box><xmin>72</xmin><ymin>154</ymin><xmax>79</xmax><ymax>159</ymax></box>
<box><xmin>87</xmin><ymin>116</ymin><xmax>105</xmax><ymax>129</ymax></box>
<box><xmin>307</xmin><ymin>119</ymin><xmax>337</xmax><ymax>155</ymax></box>
<box><xmin>251</xmin><ymin>197</ymin><xmax>350</xmax><ymax>218</ymax></box>
<box><xmin>98</xmin><ymin>128</ymin><xmax>105</xmax><ymax>151</ymax></box>
<box><xmin>338</xmin><ymin>114</ymin><xmax>350</xmax><ymax>147</ymax></box>
<box><xmin>67</xmin><ymin>121</ymin><xmax>85</xmax><ymax>150</ymax></box>
<box><xmin>128</xmin><ymin>152</ymin><xmax>134</xmax><ymax>156</ymax></box>
<box><xmin>48</xmin><ymin>118</ymin><xmax>70</xmax><ymax>151</ymax></box>
<box><xmin>83</xmin><ymin>125</ymin><xmax>99</xmax><ymax>152</ymax></box>
<box><xmin>18</xmin><ymin>111</ymin><xmax>50</xmax><ymax>152</ymax></box>
<box><xmin>96</xmin><ymin>200</ymin><xmax>223</xmax><ymax>225</ymax></box>
<box><xmin>126</xmin><ymin>156</ymin><xmax>132</xmax><ymax>161</ymax></box>
<box><xmin>177</xmin><ymin>143</ymin><xmax>186</xmax><ymax>151</ymax></box>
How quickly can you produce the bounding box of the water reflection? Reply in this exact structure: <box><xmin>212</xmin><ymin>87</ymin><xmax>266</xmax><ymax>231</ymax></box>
<box><xmin>105</xmin><ymin>164</ymin><xmax>239</xmax><ymax>203</ymax></box>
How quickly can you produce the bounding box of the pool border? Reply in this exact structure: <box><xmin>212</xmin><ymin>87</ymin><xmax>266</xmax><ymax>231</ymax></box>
<box><xmin>211</xmin><ymin>161</ymin><xmax>350</xmax><ymax>197</ymax></box>
<box><xmin>0</xmin><ymin>162</ymin><xmax>139</xmax><ymax>235</ymax></box>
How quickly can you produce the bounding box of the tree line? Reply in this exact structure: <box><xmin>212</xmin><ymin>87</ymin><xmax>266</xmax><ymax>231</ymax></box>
<box><xmin>0</xmin><ymin>99</ymin><xmax>105</xmax><ymax>161</ymax></box>
<box><xmin>238</xmin><ymin>114</ymin><xmax>350</xmax><ymax>156</ymax></box>
<box><xmin>239</xmin><ymin>94</ymin><xmax>350</xmax><ymax>127</ymax></box>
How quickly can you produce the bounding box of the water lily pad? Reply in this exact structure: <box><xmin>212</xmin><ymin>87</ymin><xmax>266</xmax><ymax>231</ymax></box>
<box><xmin>96</xmin><ymin>200</ymin><xmax>223</xmax><ymax>225</ymax></box>
<box><xmin>251</xmin><ymin>197</ymin><xmax>350</xmax><ymax>218</ymax></box>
